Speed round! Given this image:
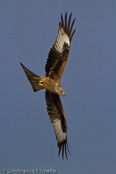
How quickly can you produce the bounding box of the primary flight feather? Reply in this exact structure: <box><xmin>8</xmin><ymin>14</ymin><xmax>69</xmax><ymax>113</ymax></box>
<box><xmin>20</xmin><ymin>12</ymin><xmax>76</xmax><ymax>159</ymax></box>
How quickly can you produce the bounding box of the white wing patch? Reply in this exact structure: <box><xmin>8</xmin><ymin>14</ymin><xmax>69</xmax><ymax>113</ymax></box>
<box><xmin>52</xmin><ymin>119</ymin><xmax>67</xmax><ymax>143</ymax></box>
<box><xmin>54</xmin><ymin>27</ymin><xmax>70</xmax><ymax>53</ymax></box>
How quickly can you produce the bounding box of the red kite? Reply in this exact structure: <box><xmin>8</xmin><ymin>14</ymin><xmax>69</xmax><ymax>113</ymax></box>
<box><xmin>20</xmin><ymin>12</ymin><xmax>76</xmax><ymax>159</ymax></box>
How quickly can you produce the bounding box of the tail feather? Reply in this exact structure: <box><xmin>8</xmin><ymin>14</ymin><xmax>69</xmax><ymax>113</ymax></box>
<box><xmin>20</xmin><ymin>63</ymin><xmax>44</xmax><ymax>92</ymax></box>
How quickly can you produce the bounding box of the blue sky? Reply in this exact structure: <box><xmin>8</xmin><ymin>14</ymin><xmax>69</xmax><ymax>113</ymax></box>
<box><xmin>0</xmin><ymin>0</ymin><xmax>116</xmax><ymax>173</ymax></box>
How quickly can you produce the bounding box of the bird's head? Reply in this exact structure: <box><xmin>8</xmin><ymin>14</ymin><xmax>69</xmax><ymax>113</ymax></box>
<box><xmin>56</xmin><ymin>86</ymin><xmax>65</xmax><ymax>96</ymax></box>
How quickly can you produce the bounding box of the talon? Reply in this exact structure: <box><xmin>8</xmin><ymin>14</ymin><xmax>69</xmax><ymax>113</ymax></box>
<box><xmin>39</xmin><ymin>80</ymin><xmax>43</xmax><ymax>83</ymax></box>
<box><xmin>39</xmin><ymin>80</ymin><xmax>43</xmax><ymax>86</ymax></box>
<box><xmin>39</xmin><ymin>83</ymin><xmax>43</xmax><ymax>86</ymax></box>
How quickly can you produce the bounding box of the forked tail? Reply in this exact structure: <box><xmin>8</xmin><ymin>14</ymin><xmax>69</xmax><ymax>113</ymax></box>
<box><xmin>20</xmin><ymin>63</ymin><xmax>44</xmax><ymax>92</ymax></box>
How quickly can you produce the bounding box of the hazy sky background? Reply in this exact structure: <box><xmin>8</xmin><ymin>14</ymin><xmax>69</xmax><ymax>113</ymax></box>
<box><xmin>0</xmin><ymin>0</ymin><xmax>116</xmax><ymax>173</ymax></box>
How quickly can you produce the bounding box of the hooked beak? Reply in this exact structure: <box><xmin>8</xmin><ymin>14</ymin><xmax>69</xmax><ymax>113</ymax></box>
<box><xmin>61</xmin><ymin>92</ymin><xmax>65</xmax><ymax>96</ymax></box>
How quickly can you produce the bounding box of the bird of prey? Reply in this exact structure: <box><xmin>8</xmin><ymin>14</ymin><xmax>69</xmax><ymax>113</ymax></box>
<box><xmin>20</xmin><ymin>12</ymin><xmax>76</xmax><ymax>159</ymax></box>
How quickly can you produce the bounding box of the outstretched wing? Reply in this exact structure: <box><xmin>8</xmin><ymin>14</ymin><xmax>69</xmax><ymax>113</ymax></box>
<box><xmin>45</xmin><ymin>90</ymin><xmax>70</xmax><ymax>159</ymax></box>
<box><xmin>45</xmin><ymin>12</ymin><xmax>76</xmax><ymax>82</ymax></box>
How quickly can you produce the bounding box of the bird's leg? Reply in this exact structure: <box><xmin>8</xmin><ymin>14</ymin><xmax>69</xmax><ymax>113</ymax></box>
<box><xmin>39</xmin><ymin>80</ymin><xmax>43</xmax><ymax>86</ymax></box>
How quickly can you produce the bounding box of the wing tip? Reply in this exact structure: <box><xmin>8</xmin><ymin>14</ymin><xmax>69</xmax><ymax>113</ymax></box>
<box><xmin>58</xmin><ymin>140</ymin><xmax>71</xmax><ymax>160</ymax></box>
<box><xmin>60</xmin><ymin>12</ymin><xmax>76</xmax><ymax>42</ymax></box>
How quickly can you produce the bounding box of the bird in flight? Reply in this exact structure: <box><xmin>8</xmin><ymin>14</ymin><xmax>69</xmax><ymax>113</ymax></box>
<box><xmin>20</xmin><ymin>12</ymin><xmax>76</xmax><ymax>159</ymax></box>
